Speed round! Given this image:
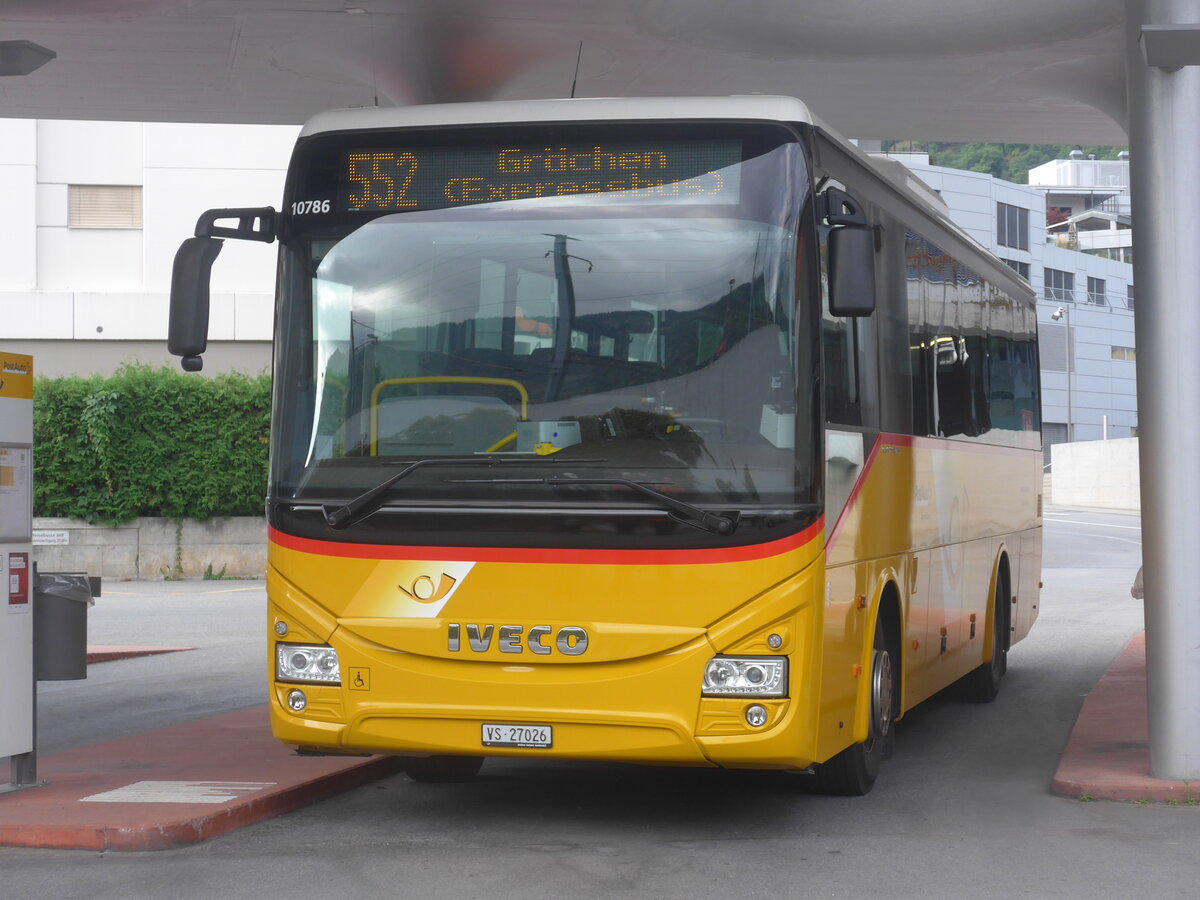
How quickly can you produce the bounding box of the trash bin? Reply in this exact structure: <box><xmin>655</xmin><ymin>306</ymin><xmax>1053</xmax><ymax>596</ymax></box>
<box><xmin>33</xmin><ymin>572</ymin><xmax>99</xmax><ymax>681</ymax></box>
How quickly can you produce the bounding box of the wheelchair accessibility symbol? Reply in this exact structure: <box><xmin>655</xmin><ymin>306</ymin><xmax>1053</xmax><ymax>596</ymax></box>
<box><xmin>348</xmin><ymin>667</ymin><xmax>370</xmax><ymax>691</ymax></box>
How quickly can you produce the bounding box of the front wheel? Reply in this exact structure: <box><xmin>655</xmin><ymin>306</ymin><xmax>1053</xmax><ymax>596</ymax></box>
<box><xmin>807</xmin><ymin>617</ymin><xmax>897</xmax><ymax>796</ymax></box>
<box><xmin>402</xmin><ymin>755</ymin><xmax>485</xmax><ymax>783</ymax></box>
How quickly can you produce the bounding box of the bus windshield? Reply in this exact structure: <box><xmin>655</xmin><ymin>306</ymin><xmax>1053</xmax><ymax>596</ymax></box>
<box><xmin>271</xmin><ymin>123</ymin><xmax>815</xmax><ymax>518</ymax></box>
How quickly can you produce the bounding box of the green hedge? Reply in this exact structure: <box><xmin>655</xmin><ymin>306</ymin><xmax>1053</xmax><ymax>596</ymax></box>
<box><xmin>33</xmin><ymin>365</ymin><xmax>271</xmax><ymax>525</ymax></box>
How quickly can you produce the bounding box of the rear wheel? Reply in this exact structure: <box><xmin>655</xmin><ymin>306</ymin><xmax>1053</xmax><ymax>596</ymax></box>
<box><xmin>402</xmin><ymin>755</ymin><xmax>485</xmax><ymax>783</ymax></box>
<box><xmin>808</xmin><ymin>617</ymin><xmax>897</xmax><ymax>796</ymax></box>
<box><xmin>959</xmin><ymin>573</ymin><xmax>1008</xmax><ymax>703</ymax></box>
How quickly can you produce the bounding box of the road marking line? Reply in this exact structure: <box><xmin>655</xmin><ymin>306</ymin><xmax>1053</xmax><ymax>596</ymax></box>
<box><xmin>80</xmin><ymin>781</ymin><xmax>276</xmax><ymax>804</ymax></box>
<box><xmin>1052</xmin><ymin>519</ymin><xmax>1141</xmax><ymax>530</ymax></box>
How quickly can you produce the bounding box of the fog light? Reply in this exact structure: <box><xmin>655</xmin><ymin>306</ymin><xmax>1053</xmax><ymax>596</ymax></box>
<box><xmin>276</xmin><ymin>642</ymin><xmax>340</xmax><ymax>684</ymax></box>
<box><xmin>745</xmin><ymin>704</ymin><xmax>768</xmax><ymax>727</ymax></box>
<box><xmin>287</xmin><ymin>689</ymin><xmax>307</xmax><ymax>711</ymax></box>
<box><xmin>702</xmin><ymin>656</ymin><xmax>787</xmax><ymax>697</ymax></box>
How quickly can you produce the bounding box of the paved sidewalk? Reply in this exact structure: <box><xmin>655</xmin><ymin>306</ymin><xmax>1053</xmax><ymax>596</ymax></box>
<box><xmin>0</xmin><ymin>706</ymin><xmax>403</xmax><ymax>851</ymax></box>
<box><xmin>1052</xmin><ymin>632</ymin><xmax>1200</xmax><ymax>803</ymax></box>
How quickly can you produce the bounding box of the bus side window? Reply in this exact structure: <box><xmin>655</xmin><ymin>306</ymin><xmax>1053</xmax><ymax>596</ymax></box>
<box><xmin>906</xmin><ymin>231</ymin><xmax>934</xmax><ymax>436</ymax></box>
<box><xmin>934</xmin><ymin>335</ymin><xmax>972</xmax><ymax>437</ymax></box>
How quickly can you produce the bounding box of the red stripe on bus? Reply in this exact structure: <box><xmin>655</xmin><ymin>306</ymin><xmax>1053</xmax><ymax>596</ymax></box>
<box><xmin>824</xmin><ymin>435</ymin><xmax>885</xmax><ymax>553</ymax></box>
<box><xmin>268</xmin><ymin>519</ymin><xmax>823</xmax><ymax>566</ymax></box>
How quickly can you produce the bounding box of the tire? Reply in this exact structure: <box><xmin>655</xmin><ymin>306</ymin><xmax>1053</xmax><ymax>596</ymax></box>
<box><xmin>958</xmin><ymin>573</ymin><xmax>1008</xmax><ymax>703</ymax></box>
<box><xmin>808</xmin><ymin>617</ymin><xmax>897</xmax><ymax>796</ymax></box>
<box><xmin>402</xmin><ymin>755</ymin><xmax>485</xmax><ymax>783</ymax></box>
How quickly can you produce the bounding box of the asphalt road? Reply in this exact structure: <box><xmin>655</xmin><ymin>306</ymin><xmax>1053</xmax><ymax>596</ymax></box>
<box><xmin>8</xmin><ymin>506</ymin><xmax>1198</xmax><ymax>900</ymax></box>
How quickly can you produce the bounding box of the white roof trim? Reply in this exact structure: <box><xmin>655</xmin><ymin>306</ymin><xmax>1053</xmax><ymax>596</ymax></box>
<box><xmin>299</xmin><ymin>96</ymin><xmax>815</xmax><ymax>137</ymax></box>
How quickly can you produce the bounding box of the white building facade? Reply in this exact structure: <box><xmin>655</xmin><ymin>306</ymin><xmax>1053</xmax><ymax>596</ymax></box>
<box><xmin>1029</xmin><ymin>151</ymin><xmax>1133</xmax><ymax>265</ymax></box>
<box><xmin>0</xmin><ymin>119</ymin><xmax>296</xmax><ymax>377</ymax></box>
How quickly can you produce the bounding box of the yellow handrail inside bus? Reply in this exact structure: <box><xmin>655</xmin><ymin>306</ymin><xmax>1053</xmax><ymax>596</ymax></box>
<box><xmin>370</xmin><ymin>376</ymin><xmax>529</xmax><ymax>456</ymax></box>
<box><xmin>485</xmin><ymin>432</ymin><xmax>518</xmax><ymax>453</ymax></box>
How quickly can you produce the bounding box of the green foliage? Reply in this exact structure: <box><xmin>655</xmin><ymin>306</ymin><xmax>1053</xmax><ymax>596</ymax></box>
<box><xmin>881</xmin><ymin>142</ymin><xmax>1126</xmax><ymax>184</ymax></box>
<box><xmin>33</xmin><ymin>365</ymin><xmax>271</xmax><ymax>525</ymax></box>
<box><xmin>203</xmin><ymin>562</ymin><xmax>230</xmax><ymax>580</ymax></box>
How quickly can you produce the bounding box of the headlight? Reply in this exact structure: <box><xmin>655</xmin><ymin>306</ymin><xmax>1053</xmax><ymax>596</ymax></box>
<box><xmin>276</xmin><ymin>643</ymin><xmax>341</xmax><ymax>684</ymax></box>
<box><xmin>702</xmin><ymin>656</ymin><xmax>787</xmax><ymax>697</ymax></box>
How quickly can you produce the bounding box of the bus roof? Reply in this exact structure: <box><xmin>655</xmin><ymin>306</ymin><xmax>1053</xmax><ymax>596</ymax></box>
<box><xmin>299</xmin><ymin>96</ymin><xmax>816</xmax><ymax>137</ymax></box>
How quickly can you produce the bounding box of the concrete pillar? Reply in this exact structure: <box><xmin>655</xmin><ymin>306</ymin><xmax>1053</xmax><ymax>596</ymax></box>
<box><xmin>1126</xmin><ymin>0</ymin><xmax>1200</xmax><ymax>778</ymax></box>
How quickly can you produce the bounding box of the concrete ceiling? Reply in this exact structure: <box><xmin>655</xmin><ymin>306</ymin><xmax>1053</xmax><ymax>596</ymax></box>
<box><xmin>0</xmin><ymin>1</ymin><xmax>1130</xmax><ymax>144</ymax></box>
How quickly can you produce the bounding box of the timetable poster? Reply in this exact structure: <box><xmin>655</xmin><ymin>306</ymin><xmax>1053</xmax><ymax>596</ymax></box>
<box><xmin>0</xmin><ymin>445</ymin><xmax>31</xmax><ymax>542</ymax></box>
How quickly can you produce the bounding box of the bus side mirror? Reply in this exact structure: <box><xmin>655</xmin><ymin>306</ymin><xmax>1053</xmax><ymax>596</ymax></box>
<box><xmin>167</xmin><ymin>207</ymin><xmax>277</xmax><ymax>372</ymax></box>
<box><xmin>829</xmin><ymin>226</ymin><xmax>876</xmax><ymax>317</ymax></box>
<box><xmin>168</xmin><ymin>236</ymin><xmax>223</xmax><ymax>372</ymax></box>
<box><xmin>822</xmin><ymin>187</ymin><xmax>877</xmax><ymax>317</ymax></box>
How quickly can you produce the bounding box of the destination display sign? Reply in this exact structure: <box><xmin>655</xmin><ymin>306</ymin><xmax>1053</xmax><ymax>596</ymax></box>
<box><xmin>335</xmin><ymin>139</ymin><xmax>742</xmax><ymax>213</ymax></box>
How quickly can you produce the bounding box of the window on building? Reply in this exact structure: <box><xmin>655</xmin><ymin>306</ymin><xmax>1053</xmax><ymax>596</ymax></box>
<box><xmin>997</xmin><ymin>202</ymin><xmax>1029</xmax><ymax>251</ymax></box>
<box><xmin>68</xmin><ymin>185</ymin><xmax>143</xmax><ymax>228</ymax></box>
<box><xmin>1111</xmin><ymin>346</ymin><xmax>1136</xmax><ymax>361</ymax></box>
<box><xmin>1044</xmin><ymin>268</ymin><xmax>1075</xmax><ymax>304</ymax></box>
<box><xmin>1126</xmin><ymin>284</ymin><xmax>1135</xmax><ymax>309</ymax></box>
<box><xmin>1002</xmin><ymin>258</ymin><xmax>1030</xmax><ymax>280</ymax></box>
<box><xmin>1085</xmin><ymin>246</ymin><xmax>1134</xmax><ymax>264</ymax></box>
<box><xmin>1087</xmin><ymin>276</ymin><xmax>1107</xmax><ymax>305</ymax></box>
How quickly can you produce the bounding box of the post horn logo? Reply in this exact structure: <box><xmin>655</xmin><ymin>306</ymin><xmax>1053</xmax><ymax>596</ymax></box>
<box><xmin>398</xmin><ymin>573</ymin><xmax>458</xmax><ymax>604</ymax></box>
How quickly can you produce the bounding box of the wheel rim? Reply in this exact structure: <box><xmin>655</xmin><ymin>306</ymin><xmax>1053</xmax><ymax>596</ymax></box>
<box><xmin>870</xmin><ymin>647</ymin><xmax>894</xmax><ymax>741</ymax></box>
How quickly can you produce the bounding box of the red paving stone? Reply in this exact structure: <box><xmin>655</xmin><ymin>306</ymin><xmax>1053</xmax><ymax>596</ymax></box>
<box><xmin>0</xmin><ymin>706</ymin><xmax>404</xmax><ymax>851</ymax></box>
<box><xmin>86</xmin><ymin>645</ymin><xmax>194</xmax><ymax>664</ymax></box>
<box><xmin>1052</xmin><ymin>632</ymin><xmax>1200</xmax><ymax>803</ymax></box>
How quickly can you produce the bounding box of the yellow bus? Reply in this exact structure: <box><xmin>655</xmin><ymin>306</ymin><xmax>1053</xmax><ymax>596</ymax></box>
<box><xmin>169</xmin><ymin>96</ymin><xmax>1042</xmax><ymax>794</ymax></box>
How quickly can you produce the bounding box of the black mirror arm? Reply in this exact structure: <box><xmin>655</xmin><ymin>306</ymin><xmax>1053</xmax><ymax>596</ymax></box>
<box><xmin>821</xmin><ymin>186</ymin><xmax>869</xmax><ymax>227</ymax></box>
<box><xmin>195</xmin><ymin>207</ymin><xmax>278</xmax><ymax>243</ymax></box>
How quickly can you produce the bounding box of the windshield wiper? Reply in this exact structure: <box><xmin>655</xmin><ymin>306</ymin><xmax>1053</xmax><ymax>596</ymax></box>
<box><xmin>323</xmin><ymin>457</ymin><xmax>604</xmax><ymax>529</ymax></box>
<box><xmin>456</xmin><ymin>476</ymin><xmax>737</xmax><ymax>536</ymax></box>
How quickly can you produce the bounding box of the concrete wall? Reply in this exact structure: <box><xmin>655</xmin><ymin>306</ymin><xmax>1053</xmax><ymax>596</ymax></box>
<box><xmin>9</xmin><ymin>339</ymin><xmax>271</xmax><ymax>378</ymax></box>
<box><xmin>32</xmin><ymin>517</ymin><xmax>266</xmax><ymax>581</ymax></box>
<box><xmin>1050</xmin><ymin>437</ymin><xmax>1140</xmax><ymax>510</ymax></box>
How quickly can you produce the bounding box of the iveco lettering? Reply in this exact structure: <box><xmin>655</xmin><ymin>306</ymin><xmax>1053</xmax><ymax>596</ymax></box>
<box><xmin>447</xmin><ymin>624</ymin><xmax>589</xmax><ymax>655</ymax></box>
<box><xmin>169</xmin><ymin>96</ymin><xmax>1042</xmax><ymax>795</ymax></box>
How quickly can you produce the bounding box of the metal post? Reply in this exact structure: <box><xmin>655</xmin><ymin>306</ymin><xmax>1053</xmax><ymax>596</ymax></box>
<box><xmin>4</xmin><ymin>574</ymin><xmax>37</xmax><ymax>793</ymax></box>
<box><xmin>1065</xmin><ymin>309</ymin><xmax>1072</xmax><ymax>441</ymax></box>
<box><xmin>1126</xmin><ymin>0</ymin><xmax>1200</xmax><ymax>779</ymax></box>
<box><xmin>1051</xmin><ymin>305</ymin><xmax>1073</xmax><ymax>440</ymax></box>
